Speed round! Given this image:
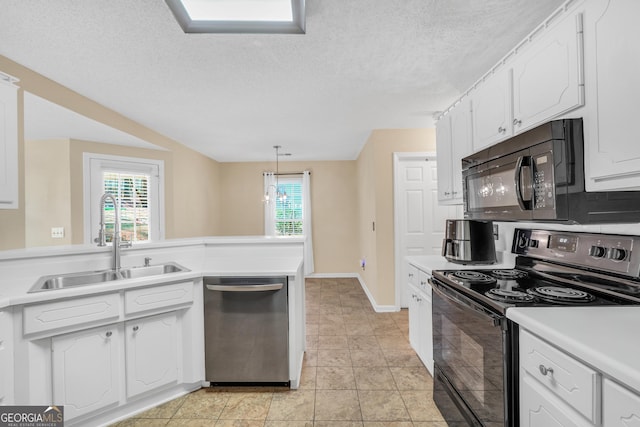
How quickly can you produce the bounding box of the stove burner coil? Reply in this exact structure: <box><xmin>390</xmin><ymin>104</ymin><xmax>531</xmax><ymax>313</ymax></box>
<box><xmin>528</xmin><ymin>286</ymin><xmax>595</xmax><ymax>303</ymax></box>
<box><xmin>448</xmin><ymin>271</ymin><xmax>496</xmax><ymax>284</ymax></box>
<box><xmin>485</xmin><ymin>288</ymin><xmax>534</xmax><ymax>303</ymax></box>
<box><xmin>491</xmin><ymin>269</ymin><xmax>527</xmax><ymax>280</ymax></box>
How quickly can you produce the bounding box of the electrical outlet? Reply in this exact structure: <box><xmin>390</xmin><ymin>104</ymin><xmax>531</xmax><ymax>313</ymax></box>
<box><xmin>360</xmin><ymin>258</ymin><xmax>366</xmax><ymax>270</ymax></box>
<box><xmin>51</xmin><ymin>227</ymin><xmax>65</xmax><ymax>238</ymax></box>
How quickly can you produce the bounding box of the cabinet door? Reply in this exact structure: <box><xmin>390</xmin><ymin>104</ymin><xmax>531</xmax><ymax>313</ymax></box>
<box><xmin>408</xmin><ymin>283</ymin><xmax>421</xmax><ymax>354</ymax></box>
<box><xmin>0</xmin><ymin>80</ymin><xmax>19</xmax><ymax>209</ymax></box>
<box><xmin>471</xmin><ymin>70</ymin><xmax>512</xmax><ymax>151</ymax></box>
<box><xmin>52</xmin><ymin>324</ymin><xmax>121</xmax><ymax>421</ymax></box>
<box><xmin>418</xmin><ymin>276</ymin><xmax>433</xmax><ymax>376</ymax></box>
<box><xmin>583</xmin><ymin>0</ymin><xmax>640</xmax><ymax>189</ymax></box>
<box><xmin>449</xmin><ymin>97</ymin><xmax>472</xmax><ymax>202</ymax></box>
<box><xmin>436</xmin><ymin>115</ymin><xmax>454</xmax><ymax>202</ymax></box>
<box><xmin>512</xmin><ymin>11</ymin><xmax>584</xmax><ymax>134</ymax></box>
<box><xmin>125</xmin><ymin>312</ymin><xmax>178</xmax><ymax>399</ymax></box>
<box><xmin>521</xmin><ymin>373</ymin><xmax>593</xmax><ymax>427</ymax></box>
<box><xmin>0</xmin><ymin>310</ymin><xmax>13</xmax><ymax>404</ymax></box>
<box><xmin>603</xmin><ymin>378</ymin><xmax>640</xmax><ymax>427</ymax></box>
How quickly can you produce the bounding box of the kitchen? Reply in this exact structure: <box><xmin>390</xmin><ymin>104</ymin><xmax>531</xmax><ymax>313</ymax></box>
<box><xmin>1</xmin><ymin>0</ymin><xmax>640</xmax><ymax>426</ymax></box>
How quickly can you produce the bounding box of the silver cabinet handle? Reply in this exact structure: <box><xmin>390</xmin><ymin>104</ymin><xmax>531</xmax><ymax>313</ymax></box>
<box><xmin>408</xmin><ymin>273</ymin><xmax>414</xmax><ymax>278</ymax></box>
<box><xmin>105</xmin><ymin>331</ymin><xmax>112</xmax><ymax>338</ymax></box>
<box><xmin>539</xmin><ymin>365</ymin><xmax>554</xmax><ymax>376</ymax></box>
<box><xmin>133</xmin><ymin>326</ymin><xmax>139</xmax><ymax>332</ymax></box>
<box><xmin>513</xmin><ymin>118</ymin><xmax>522</xmax><ymax>126</ymax></box>
<box><xmin>444</xmin><ymin>191</ymin><xmax>451</xmax><ymax>196</ymax></box>
<box><xmin>498</xmin><ymin>126</ymin><xmax>506</xmax><ymax>133</ymax></box>
<box><xmin>206</xmin><ymin>283</ymin><xmax>284</xmax><ymax>292</ymax></box>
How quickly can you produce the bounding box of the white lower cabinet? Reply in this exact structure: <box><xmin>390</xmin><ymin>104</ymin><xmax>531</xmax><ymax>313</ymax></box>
<box><xmin>125</xmin><ymin>312</ymin><xmax>178</xmax><ymax>399</ymax></box>
<box><xmin>521</xmin><ymin>372</ymin><xmax>593</xmax><ymax>427</ymax></box>
<box><xmin>520</xmin><ymin>328</ymin><xmax>640</xmax><ymax>427</ymax></box>
<box><xmin>407</xmin><ymin>263</ymin><xmax>433</xmax><ymax>375</ymax></box>
<box><xmin>52</xmin><ymin>324</ymin><xmax>122</xmax><ymax>421</ymax></box>
<box><xmin>0</xmin><ymin>309</ymin><xmax>14</xmax><ymax>404</ymax></box>
<box><xmin>603</xmin><ymin>378</ymin><xmax>640</xmax><ymax>427</ymax></box>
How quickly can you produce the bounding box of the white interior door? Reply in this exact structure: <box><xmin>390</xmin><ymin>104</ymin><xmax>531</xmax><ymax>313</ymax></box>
<box><xmin>394</xmin><ymin>153</ymin><xmax>461</xmax><ymax>308</ymax></box>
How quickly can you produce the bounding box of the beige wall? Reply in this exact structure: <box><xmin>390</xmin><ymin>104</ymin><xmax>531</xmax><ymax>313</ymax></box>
<box><xmin>1</xmin><ymin>54</ymin><xmax>222</xmax><ymax>249</ymax></box>
<box><xmin>25</xmin><ymin>139</ymin><xmax>72</xmax><ymax>246</ymax></box>
<box><xmin>219</xmin><ymin>161</ymin><xmax>359</xmax><ymax>273</ymax></box>
<box><xmin>356</xmin><ymin>129</ymin><xmax>437</xmax><ymax>306</ymax></box>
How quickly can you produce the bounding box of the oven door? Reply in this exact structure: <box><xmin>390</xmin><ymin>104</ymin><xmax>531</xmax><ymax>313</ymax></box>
<box><xmin>431</xmin><ymin>279</ymin><xmax>510</xmax><ymax>426</ymax></box>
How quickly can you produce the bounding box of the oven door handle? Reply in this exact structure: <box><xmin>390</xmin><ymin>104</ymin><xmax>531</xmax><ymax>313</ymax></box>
<box><xmin>429</xmin><ymin>279</ymin><xmax>503</xmax><ymax>327</ymax></box>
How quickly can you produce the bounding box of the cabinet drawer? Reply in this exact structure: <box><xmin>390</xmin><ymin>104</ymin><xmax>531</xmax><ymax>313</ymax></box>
<box><xmin>23</xmin><ymin>293</ymin><xmax>120</xmax><ymax>335</ymax></box>
<box><xmin>407</xmin><ymin>264</ymin><xmax>419</xmax><ymax>287</ymax></box>
<box><xmin>125</xmin><ymin>281</ymin><xmax>194</xmax><ymax>315</ymax></box>
<box><xmin>417</xmin><ymin>270</ymin><xmax>432</xmax><ymax>296</ymax></box>
<box><xmin>520</xmin><ymin>329</ymin><xmax>599</xmax><ymax>423</ymax></box>
<box><xmin>603</xmin><ymin>378</ymin><xmax>640</xmax><ymax>427</ymax></box>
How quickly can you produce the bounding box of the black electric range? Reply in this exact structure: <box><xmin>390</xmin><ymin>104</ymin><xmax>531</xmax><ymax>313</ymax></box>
<box><xmin>430</xmin><ymin>228</ymin><xmax>640</xmax><ymax>427</ymax></box>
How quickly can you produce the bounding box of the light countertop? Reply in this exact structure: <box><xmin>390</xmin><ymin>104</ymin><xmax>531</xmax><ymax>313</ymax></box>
<box><xmin>406</xmin><ymin>253</ymin><xmax>515</xmax><ymax>274</ymax></box>
<box><xmin>507</xmin><ymin>306</ymin><xmax>640</xmax><ymax>394</ymax></box>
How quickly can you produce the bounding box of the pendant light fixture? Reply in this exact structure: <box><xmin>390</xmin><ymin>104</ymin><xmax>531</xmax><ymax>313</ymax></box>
<box><xmin>264</xmin><ymin>145</ymin><xmax>289</xmax><ymax>204</ymax></box>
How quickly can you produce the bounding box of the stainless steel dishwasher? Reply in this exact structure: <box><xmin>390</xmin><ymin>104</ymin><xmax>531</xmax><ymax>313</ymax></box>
<box><xmin>203</xmin><ymin>276</ymin><xmax>289</xmax><ymax>386</ymax></box>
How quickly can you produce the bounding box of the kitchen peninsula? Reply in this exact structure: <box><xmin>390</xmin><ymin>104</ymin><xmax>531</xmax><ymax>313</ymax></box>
<box><xmin>0</xmin><ymin>236</ymin><xmax>305</xmax><ymax>427</ymax></box>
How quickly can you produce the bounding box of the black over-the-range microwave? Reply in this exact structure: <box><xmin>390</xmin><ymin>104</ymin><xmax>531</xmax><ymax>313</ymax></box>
<box><xmin>462</xmin><ymin>118</ymin><xmax>640</xmax><ymax>224</ymax></box>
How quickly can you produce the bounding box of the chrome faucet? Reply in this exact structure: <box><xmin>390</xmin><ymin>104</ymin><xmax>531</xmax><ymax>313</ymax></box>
<box><xmin>96</xmin><ymin>192</ymin><xmax>132</xmax><ymax>270</ymax></box>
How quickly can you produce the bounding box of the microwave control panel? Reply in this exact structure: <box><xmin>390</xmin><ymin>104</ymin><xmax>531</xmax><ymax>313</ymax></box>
<box><xmin>533</xmin><ymin>153</ymin><xmax>555</xmax><ymax>209</ymax></box>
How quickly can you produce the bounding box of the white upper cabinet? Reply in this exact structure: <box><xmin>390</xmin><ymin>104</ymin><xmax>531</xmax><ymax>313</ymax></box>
<box><xmin>436</xmin><ymin>96</ymin><xmax>472</xmax><ymax>204</ymax></box>
<box><xmin>470</xmin><ymin>6</ymin><xmax>584</xmax><ymax>153</ymax></box>
<box><xmin>582</xmin><ymin>0</ymin><xmax>640</xmax><ymax>190</ymax></box>
<box><xmin>436</xmin><ymin>112</ymin><xmax>454</xmax><ymax>203</ymax></box>
<box><xmin>0</xmin><ymin>75</ymin><xmax>19</xmax><ymax>209</ymax></box>
<box><xmin>511</xmin><ymin>11</ymin><xmax>584</xmax><ymax>134</ymax></box>
<box><xmin>471</xmin><ymin>68</ymin><xmax>512</xmax><ymax>152</ymax></box>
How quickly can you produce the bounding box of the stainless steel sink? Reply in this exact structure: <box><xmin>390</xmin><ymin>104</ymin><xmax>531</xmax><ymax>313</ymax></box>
<box><xmin>28</xmin><ymin>262</ymin><xmax>190</xmax><ymax>292</ymax></box>
<box><xmin>119</xmin><ymin>263</ymin><xmax>186</xmax><ymax>279</ymax></box>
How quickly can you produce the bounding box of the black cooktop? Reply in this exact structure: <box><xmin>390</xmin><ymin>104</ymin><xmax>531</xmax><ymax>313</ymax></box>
<box><xmin>431</xmin><ymin>266</ymin><xmax>628</xmax><ymax>314</ymax></box>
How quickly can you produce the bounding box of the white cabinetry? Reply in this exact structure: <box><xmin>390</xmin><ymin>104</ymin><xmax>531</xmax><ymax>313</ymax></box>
<box><xmin>436</xmin><ymin>97</ymin><xmax>472</xmax><ymax>204</ymax></box>
<box><xmin>520</xmin><ymin>327</ymin><xmax>640</xmax><ymax>427</ymax></box>
<box><xmin>0</xmin><ymin>309</ymin><xmax>13</xmax><ymax>404</ymax></box>
<box><xmin>52</xmin><ymin>324</ymin><xmax>121</xmax><ymax>421</ymax></box>
<box><xmin>471</xmin><ymin>69</ymin><xmax>512</xmax><ymax>151</ymax></box>
<box><xmin>603</xmin><ymin>378</ymin><xmax>640</xmax><ymax>427</ymax></box>
<box><xmin>471</xmin><ymin>8</ymin><xmax>584</xmax><ymax>153</ymax></box>
<box><xmin>511</xmin><ymin>11</ymin><xmax>584</xmax><ymax>134</ymax></box>
<box><xmin>407</xmin><ymin>263</ymin><xmax>433</xmax><ymax>375</ymax></box>
<box><xmin>520</xmin><ymin>329</ymin><xmax>598</xmax><ymax>424</ymax></box>
<box><xmin>0</xmin><ymin>76</ymin><xmax>19</xmax><ymax>209</ymax></box>
<box><xmin>125</xmin><ymin>312</ymin><xmax>178</xmax><ymax>399</ymax></box>
<box><xmin>582</xmin><ymin>0</ymin><xmax>640</xmax><ymax>190</ymax></box>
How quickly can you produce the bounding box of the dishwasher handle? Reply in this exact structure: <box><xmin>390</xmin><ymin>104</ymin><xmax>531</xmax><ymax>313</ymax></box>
<box><xmin>205</xmin><ymin>283</ymin><xmax>284</xmax><ymax>292</ymax></box>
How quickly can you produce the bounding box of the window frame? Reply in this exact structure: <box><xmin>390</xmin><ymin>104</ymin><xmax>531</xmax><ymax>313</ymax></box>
<box><xmin>83</xmin><ymin>153</ymin><xmax>165</xmax><ymax>245</ymax></box>
<box><xmin>165</xmin><ymin>0</ymin><xmax>305</xmax><ymax>34</ymax></box>
<box><xmin>273</xmin><ymin>177</ymin><xmax>304</xmax><ymax>236</ymax></box>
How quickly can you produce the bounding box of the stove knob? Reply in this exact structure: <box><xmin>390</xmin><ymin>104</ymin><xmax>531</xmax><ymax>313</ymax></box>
<box><xmin>589</xmin><ymin>245</ymin><xmax>607</xmax><ymax>258</ymax></box>
<box><xmin>609</xmin><ymin>248</ymin><xmax>627</xmax><ymax>261</ymax></box>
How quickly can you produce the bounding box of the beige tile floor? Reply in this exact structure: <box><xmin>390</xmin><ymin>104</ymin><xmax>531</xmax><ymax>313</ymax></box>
<box><xmin>112</xmin><ymin>277</ymin><xmax>447</xmax><ymax>426</ymax></box>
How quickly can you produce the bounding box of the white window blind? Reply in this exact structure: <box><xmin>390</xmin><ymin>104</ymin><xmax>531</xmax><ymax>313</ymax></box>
<box><xmin>275</xmin><ymin>178</ymin><xmax>303</xmax><ymax>236</ymax></box>
<box><xmin>102</xmin><ymin>171</ymin><xmax>150</xmax><ymax>243</ymax></box>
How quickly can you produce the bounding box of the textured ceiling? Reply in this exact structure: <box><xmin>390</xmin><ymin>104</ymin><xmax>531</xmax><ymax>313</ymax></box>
<box><xmin>0</xmin><ymin>0</ymin><xmax>564</xmax><ymax>162</ymax></box>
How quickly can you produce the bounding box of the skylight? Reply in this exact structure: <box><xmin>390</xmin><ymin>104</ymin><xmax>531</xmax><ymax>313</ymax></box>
<box><xmin>165</xmin><ymin>0</ymin><xmax>305</xmax><ymax>34</ymax></box>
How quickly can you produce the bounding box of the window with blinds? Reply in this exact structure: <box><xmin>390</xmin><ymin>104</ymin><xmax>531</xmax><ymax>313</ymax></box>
<box><xmin>275</xmin><ymin>178</ymin><xmax>303</xmax><ymax>236</ymax></box>
<box><xmin>102</xmin><ymin>171</ymin><xmax>150</xmax><ymax>243</ymax></box>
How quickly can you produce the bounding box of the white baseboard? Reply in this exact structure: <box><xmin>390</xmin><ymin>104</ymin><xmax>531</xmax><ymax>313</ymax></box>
<box><xmin>305</xmin><ymin>272</ymin><xmax>400</xmax><ymax>313</ymax></box>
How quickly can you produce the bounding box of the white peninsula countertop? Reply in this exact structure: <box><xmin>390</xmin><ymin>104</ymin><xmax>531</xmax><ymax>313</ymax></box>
<box><xmin>507</xmin><ymin>306</ymin><xmax>640</xmax><ymax>394</ymax></box>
